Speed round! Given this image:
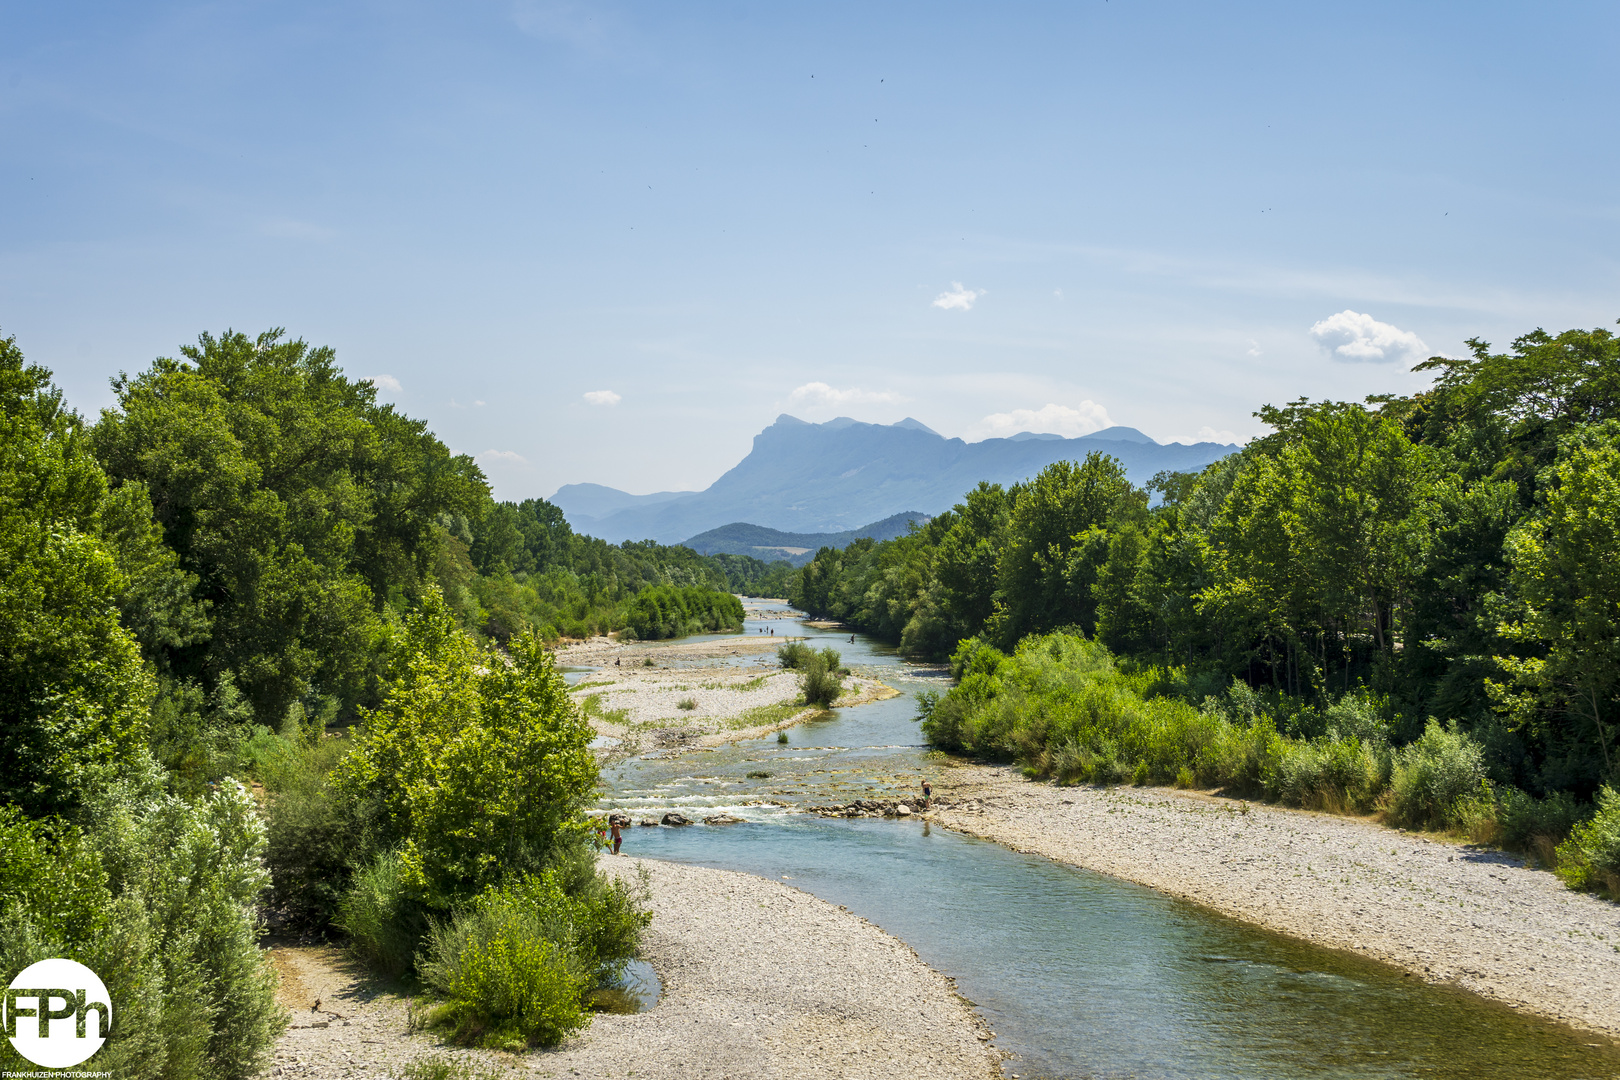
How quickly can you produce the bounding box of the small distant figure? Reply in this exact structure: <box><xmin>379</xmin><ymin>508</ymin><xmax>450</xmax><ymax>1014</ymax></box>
<box><xmin>610</xmin><ymin>819</ymin><xmax>623</xmax><ymax>855</ymax></box>
<box><xmin>615</xmin><ymin>656</ymin><xmax>621</xmax><ymax>666</ymax></box>
<box><xmin>312</xmin><ymin>998</ymin><xmax>321</xmax><ymax>1013</ymax></box>
<box><xmin>921</xmin><ymin>779</ymin><xmax>931</xmax><ymax>809</ymax></box>
<box><xmin>850</xmin><ymin>635</ymin><xmax>855</xmax><ymax>644</ymax></box>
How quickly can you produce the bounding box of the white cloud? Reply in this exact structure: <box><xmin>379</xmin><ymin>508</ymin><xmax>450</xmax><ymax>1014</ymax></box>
<box><xmin>1168</xmin><ymin>426</ymin><xmax>1250</xmax><ymax>446</ymax></box>
<box><xmin>368</xmin><ymin>375</ymin><xmax>402</xmax><ymax>392</ymax></box>
<box><xmin>477</xmin><ymin>449</ymin><xmax>528</xmax><ymax>465</ymax></box>
<box><xmin>789</xmin><ymin>382</ymin><xmax>905</xmax><ymax>408</ymax></box>
<box><xmin>583</xmin><ymin>389</ymin><xmax>621</xmax><ymax>406</ymax></box>
<box><xmin>931</xmin><ymin>282</ymin><xmax>985</xmax><ymax>311</ymax></box>
<box><xmin>966</xmin><ymin>401</ymin><xmax>1113</xmax><ymax>441</ymax></box>
<box><xmin>1308</xmin><ymin>310</ymin><xmax>1429</xmax><ymax>365</ymax></box>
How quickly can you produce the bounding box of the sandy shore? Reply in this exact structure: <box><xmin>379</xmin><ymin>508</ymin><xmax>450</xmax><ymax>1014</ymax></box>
<box><xmin>930</xmin><ymin>763</ymin><xmax>1620</xmax><ymax>1040</ymax></box>
<box><xmin>266</xmin><ymin>859</ymin><xmax>1000</xmax><ymax>1079</ymax></box>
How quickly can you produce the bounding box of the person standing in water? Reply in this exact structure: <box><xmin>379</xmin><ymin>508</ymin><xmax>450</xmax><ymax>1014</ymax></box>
<box><xmin>921</xmin><ymin>779</ymin><xmax>931</xmax><ymax>809</ymax></box>
<box><xmin>610</xmin><ymin>818</ymin><xmax>623</xmax><ymax>855</ymax></box>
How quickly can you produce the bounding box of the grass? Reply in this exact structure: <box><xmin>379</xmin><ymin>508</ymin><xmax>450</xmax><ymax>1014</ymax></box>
<box><xmin>577</xmin><ymin>692</ymin><xmax>630</xmax><ymax>727</ymax></box>
<box><xmin>730</xmin><ymin>700</ymin><xmax>807</xmax><ymax>731</ymax></box>
<box><xmin>677</xmin><ymin>697</ymin><xmax>697</xmax><ymax>711</ymax></box>
<box><xmin>393</xmin><ymin>1054</ymin><xmax>508</xmax><ymax>1080</ymax></box>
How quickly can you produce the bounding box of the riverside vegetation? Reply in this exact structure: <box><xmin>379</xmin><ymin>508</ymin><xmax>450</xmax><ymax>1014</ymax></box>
<box><xmin>0</xmin><ymin>327</ymin><xmax>773</xmax><ymax>1075</ymax></box>
<box><xmin>792</xmin><ymin>323</ymin><xmax>1620</xmax><ymax>897</ymax></box>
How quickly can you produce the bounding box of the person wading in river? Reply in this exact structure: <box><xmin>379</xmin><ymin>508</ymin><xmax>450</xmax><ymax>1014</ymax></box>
<box><xmin>610</xmin><ymin>817</ymin><xmax>623</xmax><ymax>855</ymax></box>
<box><xmin>921</xmin><ymin>779</ymin><xmax>931</xmax><ymax>809</ymax></box>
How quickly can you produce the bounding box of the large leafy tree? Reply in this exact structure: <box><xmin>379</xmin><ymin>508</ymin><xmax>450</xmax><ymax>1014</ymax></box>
<box><xmin>92</xmin><ymin>329</ymin><xmax>487</xmax><ymax>726</ymax></box>
<box><xmin>0</xmin><ymin>334</ymin><xmax>155</xmax><ymax>815</ymax></box>
<box><xmin>1492</xmin><ymin>423</ymin><xmax>1620</xmax><ymax>790</ymax></box>
<box><xmin>995</xmin><ymin>453</ymin><xmax>1142</xmax><ymax>644</ymax></box>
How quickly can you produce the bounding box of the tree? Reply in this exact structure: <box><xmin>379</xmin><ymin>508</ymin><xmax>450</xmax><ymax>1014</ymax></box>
<box><xmin>1492</xmin><ymin>423</ymin><xmax>1620</xmax><ymax>789</ymax></box>
<box><xmin>332</xmin><ymin>590</ymin><xmax>597</xmax><ymax>906</ymax></box>
<box><xmin>995</xmin><ymin>454</ymin><xmax>1140</xmax><ymax>643</ymax></box>
<box><xmin>92</xmin><ymin>329</ymin><xmax>487</xmax><ymax>726</ymax></box>
<box><xmin>0</xmin><ymin>333</ymin><xmax>154</xmax><ymax>815</ymax></box>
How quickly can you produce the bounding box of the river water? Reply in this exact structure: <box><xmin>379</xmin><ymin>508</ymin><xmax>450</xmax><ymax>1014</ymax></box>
<box><xmin>596</xmin><ymin>606</ymin><xmax>1620</xmax><ymax>1079</ymax></box>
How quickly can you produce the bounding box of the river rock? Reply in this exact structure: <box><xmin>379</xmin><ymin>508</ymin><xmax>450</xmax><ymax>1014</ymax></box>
<box><xmin>704</xmin><ymin>814</ymin><xmax>746</xmax><ymax>825</ymax></box>
<box><xmin>897</xmin><ymin>804</ymin><xmax>912</xmax><ymax>816</ymax></box>
<box><xmin>639</xmin><ymin>819</ymin><xmax>661</xmax><ymax>827</ymax></box>
<box><xmin>662</xmin><ymin>812</ymin><xmax>691</xmax><ymax>826</ymax></box>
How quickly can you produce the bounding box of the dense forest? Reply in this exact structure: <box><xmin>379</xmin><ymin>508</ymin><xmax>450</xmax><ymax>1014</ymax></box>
<box><xmin>789</xmin><ymin>325</ymin><xmax>1620</xmax><ymax>891</ymax></box>
<box><xmin>0</xmin><ymin>328</ymin><xmax>775</xmax><ymax>1075</ymax></box>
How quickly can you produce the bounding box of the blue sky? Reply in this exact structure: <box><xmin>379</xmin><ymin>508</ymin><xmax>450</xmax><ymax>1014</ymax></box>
<box><xmin>3</xmin><ymin>1</ymin><xmax>1617</xmax><ymax>500</ymax></box>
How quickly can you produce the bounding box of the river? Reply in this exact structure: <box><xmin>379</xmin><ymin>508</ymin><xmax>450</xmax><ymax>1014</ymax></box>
<box><xmin>593</xmin><ymin>605</ymin><xmax>1620</xmax><ymax>1079</ymax></box>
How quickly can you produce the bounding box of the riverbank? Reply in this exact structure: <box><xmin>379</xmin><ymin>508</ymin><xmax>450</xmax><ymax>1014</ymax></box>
<box><xmin>266</xmin><ymin>859</ymin><xmax>1001</xmax><ymax>1079</ymax></box>
<box><xmin>929</xmin><ymin>764</ymin><xmax>1620</xmax><ymax>1040</ymax></box>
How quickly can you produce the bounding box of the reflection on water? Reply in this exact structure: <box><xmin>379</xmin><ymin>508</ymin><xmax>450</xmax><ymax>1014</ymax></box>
<box><xmin>592</xmin><ymin>606</ymin><xmax>1620</xmax><ymax>1078</ymax></box>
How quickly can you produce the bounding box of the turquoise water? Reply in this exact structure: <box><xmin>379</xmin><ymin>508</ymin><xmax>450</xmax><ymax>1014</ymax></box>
<box><xmin>596</xmin><ymin>609</ymin><xmax>1620</xmax><ymax>1078</ymax></box>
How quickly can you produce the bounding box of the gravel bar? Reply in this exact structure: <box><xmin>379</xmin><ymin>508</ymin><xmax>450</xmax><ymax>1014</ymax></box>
<box><xmin>267</xmin><ymin>858</ymin><xmax>1000</xmax><ymax>1079</ymax></box>
<box><xmin>932</xmin><ymin>763</ymin><xmax>1620</xmax><ymax>1040</ymax></box>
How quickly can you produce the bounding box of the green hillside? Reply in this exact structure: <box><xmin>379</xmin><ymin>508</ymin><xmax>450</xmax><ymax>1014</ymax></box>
<box><xmin>680</xmin><ymin>511</ymin><xmax>930</xmax><ymax>565</ymax></box>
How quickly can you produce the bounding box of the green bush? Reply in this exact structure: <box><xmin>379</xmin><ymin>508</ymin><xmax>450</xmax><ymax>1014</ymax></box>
<box><xmin>799</xmin><ymin>647</ymin><xmax>844</xmax><ymax>708</ymax></box>
<box><xmin>338</xmin><ymin>851</ymin><xmax>426</xmax><ymax>980</ymax></box>
<box><xmin>1497</xmin><ymin>786</ymin><xmax>1582</xmax><ymax>855</ymax></box>
<box><xmin>1</xmin><ymin>778</ymin><xmax>286</xmax><ymax>1080</ymax></box>
<box><xmin>1387</xmin><ymin>720</ymin><xmax>1486</xmax><ymax>830</ymax></box>
<box><xmin>1263</xmin><ymin>736</ymin><xmax>1387</xmax><ymax>812</ymax></box>
<box><xmin>1557</xmin><ymin>786</ymin><xmax>1620</xmax><ymax>894</ymax></box>
<box><xmin>776</xmin><ymin>641</ymin><xmax>814</xmax><ymax>669</ymax></box>
<box><xmin>418</xmin><ymin>864</ymin><xmax>652</xmax><ymax>1049</ymax></box>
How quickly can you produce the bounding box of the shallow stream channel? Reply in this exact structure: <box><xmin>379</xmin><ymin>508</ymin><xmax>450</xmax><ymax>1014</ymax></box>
<box><xmin>594</xmin><ymin>605</ymin><xmax>1620</xmax><ymax>1079</ymax></box>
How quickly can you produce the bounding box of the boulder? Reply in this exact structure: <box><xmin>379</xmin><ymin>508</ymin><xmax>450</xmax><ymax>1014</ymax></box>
<box><xmin>639</xmin><ymin>819</ymin><xmax>661</xmax><ymax>827</ymax></box>
<box><xmin>704</xmin><ymin>813</ymin><xmax>746</xmax><ymax>825</ymax></box>
<box><xmin>661</xmin><ymin>812</ymin><xmax>691</xmax><ymax>826</ymax></box>
<box><xmin>897</xmin><ymin>804</ymin><xmax>912</xmax><ymax>816</ymax></box>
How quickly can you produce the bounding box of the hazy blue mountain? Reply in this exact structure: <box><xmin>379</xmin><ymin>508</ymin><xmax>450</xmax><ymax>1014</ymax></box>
<box><xmin>548</xmin><ymin>482</ymin><xmax>696</xmax><ymax>534</ymax></box>
<box><xmin>557</xmin><ymin>415</ymin><xmax>1238</xmax><ymax>543</ymax></box>
<box><xmin>680</xmin><ymin>512</ymin><xmax>930</xmax><ymax>566</ymax></box>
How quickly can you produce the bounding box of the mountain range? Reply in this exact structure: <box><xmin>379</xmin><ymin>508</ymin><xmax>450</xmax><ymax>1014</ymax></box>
<box><xmin>549</xmin><ymin>415</ymin><xmax>1239</xmax><ymax>544</ymax></box>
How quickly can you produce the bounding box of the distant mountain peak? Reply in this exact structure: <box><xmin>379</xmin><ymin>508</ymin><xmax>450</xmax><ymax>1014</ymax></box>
<box><xmin>556</xmin><ymin>413</ymin><xmax>1236</xmax><ymax>543</ymax></box>
<box><xmin>1084</xmin><ymin>425</ymin><xmax>1156</xmax><ymax>444</ymax></box>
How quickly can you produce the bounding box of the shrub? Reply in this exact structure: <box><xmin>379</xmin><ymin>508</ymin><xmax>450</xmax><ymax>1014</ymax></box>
<box><xmin>339</xmin><ymin>851</ymin><xmax>426</xmax><ymax>979</ymax></box>
<box><xmin>799</xmin><ymin>647</ymin><xmax>844</xmax><ymax>708</ymax></box>
<box><xmin>418</xmin><ymin>860</ymin><xmax>648</xmax><ymax>1050</ymax></box>
<box><xmin>1497</xmin><ymin>786</ymin><xmax>1582</xmax><ymax>860</ymax></box>
<box><xmin>394</xmin><ymin>1054</ymin><xmax>506</xmax><ymax>1080</ymax></box>
<box><xmin>1557</xmin><ymin>786</ymin><xmax>1620</xmax><ymax>894</ymax></box>
<box><xmin>7</xmin><ymin>776</ymin><xmax>290</xmax><ymax>1080</ymax></box>
<box><xmin>420</xmin><ymin>894</ymin><xmax>590</xmax><ymax>1050</ymax></box>
<box><xmin>776</xmin><ymin>641</ymin><xmax>814</xmax><ymax>669</ymax></box>
<box><xmin>1263</xmin><ymin>736</ymin><xmax>1386</xmax><ymax>812</ymax></box>
<box><xmin>676</xmin><ymin>697</ymin><xmax>697</xmax><ymax>711</ymax></box>
<box><xmin>1386</xmin><ymin>720</ymin><xmax>1486</xmax><ymax>830</ymax></box>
